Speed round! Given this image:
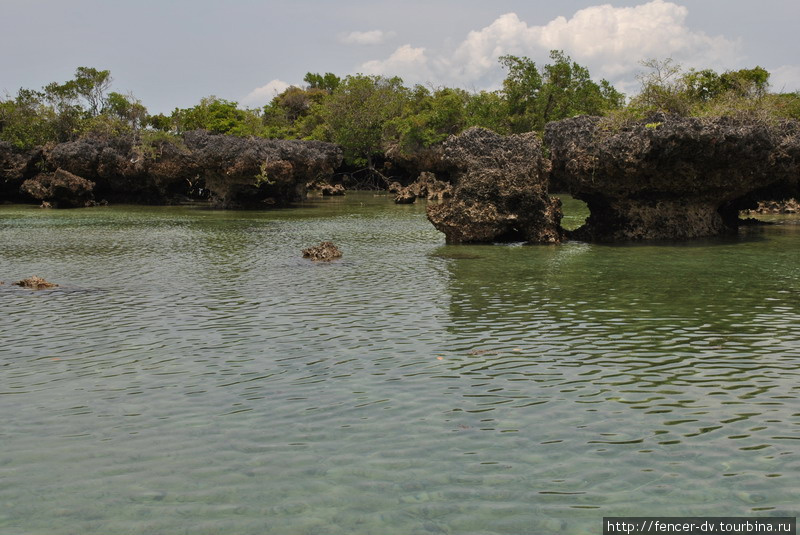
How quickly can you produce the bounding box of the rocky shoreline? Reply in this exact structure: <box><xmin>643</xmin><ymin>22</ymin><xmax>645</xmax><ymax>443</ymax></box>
<box><xmin>2</xmin><ymin>115</ymin><xmax>798</xmax><ymax>243</ymax></box>
<box><xmin>1</xmin><ymin>131</ymin><xmax>342</xmax><ymax>209</ymax></box>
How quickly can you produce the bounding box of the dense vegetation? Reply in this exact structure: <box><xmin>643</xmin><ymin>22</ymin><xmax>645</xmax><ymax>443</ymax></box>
<box><xmin>2</xmin><ymin>54</ymin><xmax>799</xmax><ymax>173</ymax></box>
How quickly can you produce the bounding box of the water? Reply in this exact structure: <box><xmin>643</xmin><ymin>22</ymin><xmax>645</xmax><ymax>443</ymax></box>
<box><xmin>1</xmin><ymin>193</ymin><xmax>798</xmax><ymax>535</ymax></box>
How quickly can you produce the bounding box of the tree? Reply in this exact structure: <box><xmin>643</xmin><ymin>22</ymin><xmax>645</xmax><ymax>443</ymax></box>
<box><xmin>303</xmin><ymin>72</ymin><xmax>341</xmax><ymax>93</ymax></box>
<box><xmin>73</xmin><ymin>67</ymin><xmax>113</xmax><ymax>117</ymax></box>
<box><xmin>385</xmin><ymin>86</ymin><xmax>470</xmax><ymax>151</ymax></box>
<box><xmin>105</xmin><ymin>92</ymin><xmax>148</xmax><ymax>132</ymax></box>
<box><xmin>499</xmin><ymin>54</ymin><xmax>542</xmax><ymax>132</ymax></box>
<box><xmin>634</xmin><ymin>60</ymin><xmax>773</xmax><ymax>116</ymax></box>
<box><xmin>536</xmin><ymin>50</ymin><xmax>624</xmax><ymax>128</ymax></box>
<box><xmin>173</xmin><ymin>96</ymin><xmax>256</xmax><ymax>136</ymax></box>
<box><xmin>322</xmin><ymin>74</ymin><xmax>407</xmax><ymax>167</ymax></box>
<box><xmin>465</xmin><ymin>90</ymin><xmax>510</xmax><ymax>134</ymax></box>
<box><xmin>499</xmin><ymin>51</ymin><xmax>624</xmax><ymax>132</ymax></box>
<box><xmin>631</xmin><ymin>58</ymin><xmax>690</xmax><ymax>114</ymax></box>
<box><xmin>0</xmin><ymin>89</ymin><xmax>58</xmax><ymax>148</ymax></box>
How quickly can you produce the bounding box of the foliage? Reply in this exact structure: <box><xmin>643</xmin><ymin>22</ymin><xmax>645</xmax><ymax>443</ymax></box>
<box><xmin>146</xmin><ymin>113</ymin><xmax>173</xmax><ymax>132</ymax></box>
<box><xmin>321</xmin><ymin>74</ymin><xmax>407</xmax><ymax>166</ymax></box>
<box><xmin>500</xmin><ymin>50</ymin><xmax>624</xmax><ymax>132</ymax></box>
<box><xmin>384</xmin><ymin>86</ymin><xmax>470</xmax><ymax>152</ymax></box>
<box><xmin>303</xmin><ymin>72</ymin><xmax>341</xmax><ymax>93</ymax></box>
<box><xmin>464</xmin><ymin>91</ymin><xmax>511</xmax><ymax>134</ymax></box>
<box><xmin>172</xmin><ymin>96</ymin><xmax>262</xmax><ymax>136</ymax></box>
<box><xmin>3</xmin><ymin>61</ymin><xmax>798</xmax><ymax>166</ymax></box>
<box><xmin>137</xmin><ymin>129</ymin><xmax>184</xmax><ymax>160</ymax></box>
<box><xmin>105</xmin><ymin>92</ymin><xmax>148</xmax><ymax>131</ymax></box>
<box><xmin>262</xmin><ymin>86</ymin><xmax>329</xmax><ymax>139</ymax></box>
<box><xmin>631</xmin><ymin>59</ymin><xmax>778</xmax><ymax>120</ymax></box>
<box><xmin>0</xmin><ymin>89</ymin><xmax>58</xmax><ymax>148</ymax></box>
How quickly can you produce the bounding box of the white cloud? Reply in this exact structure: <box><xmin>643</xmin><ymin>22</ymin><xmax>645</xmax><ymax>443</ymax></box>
<box><xmin>770</xmin><ymin>65</ymin><xmax>800</xmax><ymax>93</ymax></box>
<box><xmin>340</xmin><ymin>30</ymin><xmax>395</xmax><ymax>45</ymax></box>
<box><xmin>361</xmin><ymin>44</ymin><xmax>432</xmax><ymax>81</ymax></box>
<box><xmin>241</xmin><ymin>79</ymin><xmax>290</xmax><ymax>107</ymax></box>
<box><xmin>360</xmin><ymin>0</ymin><xmax>742</xmax><ymax>94</ymax></box>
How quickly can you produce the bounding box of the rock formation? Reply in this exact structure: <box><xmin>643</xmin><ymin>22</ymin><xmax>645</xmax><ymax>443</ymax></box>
<box><xmin>3</xmin><ymin>132</ymin><xmax>342</xmax><ymax>208</ymax></box>
<box><xmin>393</xmin><ymin>171</ymin><xmax>452</xmax><ymax>204</ymax></box>
<box><xmin>302</xmin><ymin>241</ymin><xmax>343</xmax><ymax>261</ymax></box>
<box><xmin>426</xmin><ymin>127</ymin><xmax>563</xmax><ymax>244</ymax></box>
<box><xmin>183</xmin><ymin>131</ymin><xmax>342</xmax><ymax>208</ymax></box>
<box><xmin>742</xmin><ymin>198</ymin><xmax>800</xmax><ymax>215</ymax></box>
<box><xmin>14</xmin><ymin>276</ymin><xmax>58</xmax><ymax>289</ymax></box>
<box><xmin>545</xmin><ymin>114</ymin><xmax>800</xmax><ymax>241</ymax></box>
<box><xmin>20</xmin><ymin>169</ymin><xmax>96</xmax><ymax>208</ymax></box>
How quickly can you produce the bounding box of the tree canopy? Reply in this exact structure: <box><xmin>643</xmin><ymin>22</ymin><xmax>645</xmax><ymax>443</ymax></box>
<box><xmin>2</xmin><ymin>56</ymin><xmax>797</xmax><ymax>155</ymax></box>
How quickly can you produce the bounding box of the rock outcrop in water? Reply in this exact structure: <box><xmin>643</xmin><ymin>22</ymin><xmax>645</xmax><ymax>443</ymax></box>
<box><xmin>183</xmin><ymin>131</ymin><xmax>342</xmax><ymax>208</ymax></box>
<box><xmin>20</xmin><ymin>169</ymin><xmax>96</xmax><ymax>208</ymax></box>
<box><xmin>392</xmin><ymin>171</ymin><xmax>453</xmax><ymax>204</ymax></box>
<box><xmin>545</xmin><ymin>114</ymin><xmax>800</xmax><ymax>241</ymax></box>
<box><xmin>302</xmin><ymin>241</ymin><xmax>343</xmax><ymax>261</ymax></box>
<box><xmin>742</xmin><ymin>198</ymin><xmax>800</xmax><ymax>215</ymax></box>
<box><xmin>1</xmin><ymin>132</ymin><xmax>342</xmax><ymax>208</ymax></box>
<box><xmin>426</xmin><ymin>127</ymin><xmax>563</xmax><ymax>244</ymax></box>
<box><xmin>14</xmin><ymin>276</ymin><xmax>58</xmax><ymax>289</ymax></box>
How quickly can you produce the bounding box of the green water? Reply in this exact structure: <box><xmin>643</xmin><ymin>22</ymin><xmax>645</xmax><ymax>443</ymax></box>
<box><xmin>1</xmin><ymin>193</ymin><xmax>798</xmax><ymax>535</ymax></box>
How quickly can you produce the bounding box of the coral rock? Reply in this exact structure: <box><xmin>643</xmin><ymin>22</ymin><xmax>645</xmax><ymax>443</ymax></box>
<box><xmin>20</xmin><ymin>169</ymin><xmax>96</xmax><ymax>208</ymax></box>
<box><xmin>545</xmin><ymin>114</ymin><xmax>800</xmax><ymax>241</ymax></box>
<box><xmin>302</xmin><ymin>241</ymin><xmax>343</xmax><ymax>261</ymax></box>
<box><xmin>14</xmin><ymin>276</ymin><xmax>58</xmax><ymax>290</ymax></box>
<box><xmin>426</xmin><ymin>127</ymin><xmax>562</xmax><ymax>244</ymax></box>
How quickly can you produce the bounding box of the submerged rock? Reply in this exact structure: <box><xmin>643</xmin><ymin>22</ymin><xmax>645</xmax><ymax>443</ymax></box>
<box><xmin>14</xmin><ymin>276</ymin><xmax>58</xmax><ymax>289</ymax></box>
<box><xmin>20</xmin><ymin>169</ymin><xmax>96</xmax><ymax>208</ymax></box>
<box><xmin>545</xmin><ymin>114</ymin><xmax>800</xmax><ymax>241</ymax></box>
<box><xmin>426</xmin><ymin>127</ymin><xmax>562</xmax><ymax>244</ymax></box>
<box><xmin>302</xmin><ymin>241</ymin><xmax>343</xmax><ymax>261</ymax></box>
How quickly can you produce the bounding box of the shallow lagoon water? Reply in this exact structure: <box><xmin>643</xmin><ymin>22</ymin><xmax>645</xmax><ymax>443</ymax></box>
<box><xmin>1</xmin><ymin>193</ymin><xmax>798</xmax><ymax>534</ymax></box>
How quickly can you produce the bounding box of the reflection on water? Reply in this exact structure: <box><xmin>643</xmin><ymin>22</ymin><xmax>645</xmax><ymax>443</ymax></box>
<box><xmin>1</xmin><ymin>194</ymin><xmax>798</xmax><ymax>535</ymax></box>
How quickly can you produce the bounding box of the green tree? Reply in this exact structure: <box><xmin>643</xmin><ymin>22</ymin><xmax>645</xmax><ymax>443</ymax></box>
<box><xmin>385</xmin><ymin>86</ymin><xmax>470</xmax><ymax>151</ymax></box>
<box><xmin>73</xmin><ymin>67</ymin><xmax>113</xmax><ymax>117</ymax></box>
<box><xmin>173</xmin><ymin>96</ymin><xmax>256</xmax><ymax>136</ymax></box>
<box><xmin>322</xmin><ymin>74</ymin><xmax>407</xmax><ymax>167</ymax></box>
<box><xmin>303</xmin><ymin>72</ymin><xmax>341</xmax><ymax>93</ymax></box>
<box><xmin>631</xmin><ymin>58</ymin><xmax>690</xmax><ymax>114</ymax></box>
<box><xmin>499</xmin><ymin>54</ymin><xmax>542</xmax><ymax>132</ymax></box>
<box><xmin>105</xmin><ymin>92</ymin><xmax>148</xmax><ymax>132</ymax></box>
<box><xmin>0</xmin><ymin>89</ymin><xmax>58</xmax><ymax>148</ymax></box>
<box><xmin>465</xmin><ymin>90</ymin><xmax>510</xmax><ymax>133</ymax></box>
<box><xmin>145</xmin><ymin>112</ymin><xmax>173</xmax><ymax>132</ymax></box>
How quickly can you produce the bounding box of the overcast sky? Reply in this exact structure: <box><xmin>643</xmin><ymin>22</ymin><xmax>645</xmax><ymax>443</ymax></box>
<box><xmin>2</xmin><ymin>0</ymin><xmax>798</xmax><ymax>114</ymax></box>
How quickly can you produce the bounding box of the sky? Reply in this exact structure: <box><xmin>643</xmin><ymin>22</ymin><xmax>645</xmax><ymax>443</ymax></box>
<box><xmin>2</xmin><ymin>0</ymin><xmax>799</xmax><ymax>114</ymax></box>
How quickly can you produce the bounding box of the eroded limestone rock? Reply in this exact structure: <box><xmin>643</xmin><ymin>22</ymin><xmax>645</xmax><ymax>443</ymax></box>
<box><xmin>426</xmin><ymin>128</ymin><xmax>562</xmax><ymax>244</ymax></box>
<box><xmin>302</xmin><ymin>241</ymin><xmax>343</xmax><ymax>261</ymax></box>
<box><xmin>545</xmin><ymin>114</ymin><xmax>800</xmax><ymax>241</ymax></box>
<box><xmin>14</xmin><ymin>276</ymin><xmax>58</xmax><ymax>289</ymax></box>
<box><xmin>3</xmin><ymin>133</ymin><xmax>343</xmax><ymax>208</ymax></box>
<box><xmin>20</xmin><ymin>169</ymin><xmax>96</xmax><ymax>208</ymax></box>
